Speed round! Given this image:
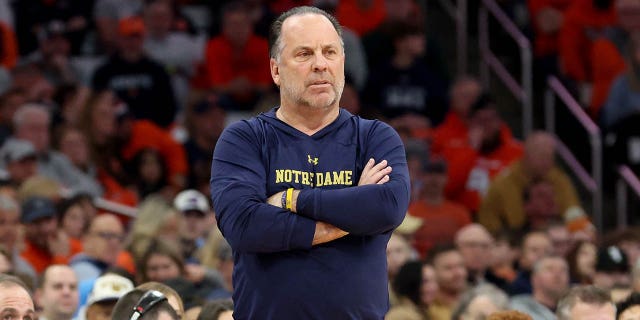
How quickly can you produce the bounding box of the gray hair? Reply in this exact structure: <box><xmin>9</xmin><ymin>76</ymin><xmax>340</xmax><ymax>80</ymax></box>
<box><xmin>451</xmin><ymin>283</ymin><xmax>509</xmax><ymax>320</ymax></box>
<box><xmin>12</xmin><ymin>103</ymin><xmax>50</xmax><ymax>129</ymax></box>
<box><xmin>556</xmin><ymin>285</ymin><xmax>614</xmax><ymax>320</ymax></box>
<box><xmin>268</xmin><ymin>6</ymin><xmax>344</xmax><ymax>61</ymax></box>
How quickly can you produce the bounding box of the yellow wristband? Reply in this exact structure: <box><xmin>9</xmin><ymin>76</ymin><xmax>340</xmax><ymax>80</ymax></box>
<box><xmin>285</xmin><ymin>188</ymin><xmax>294</xmax><ymax>210</ymax></box>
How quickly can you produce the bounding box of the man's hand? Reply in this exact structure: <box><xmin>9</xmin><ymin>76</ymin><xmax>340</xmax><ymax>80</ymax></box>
<box><xmin>358</xmin><ymin>158</ymin><xmax>392</xmax><ymax>185</ymax></box>
<box><xmin>312</xmin><ymin>221</ymin><xmax>349</xmax><ymax>245</ymax></box>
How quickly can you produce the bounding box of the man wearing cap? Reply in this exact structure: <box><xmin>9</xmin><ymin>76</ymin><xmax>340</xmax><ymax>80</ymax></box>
<box><xmin>19</xmin><ymin>196</ymin><xmax>82</xmax><ymax>274</ymax></box>
<box><xmin>0</xmin><ymin>137</ymin><xmax>38</xmax><ymax>186</ymax></box>
<box><xmin>174</xmin><ymin>189</ymin><xmax>212</xmax><ymax>262</ymax></box>
<box><xmin>409</xmin><ymin>158</ymin><xmax>471</xmax><ymax>258</ymax></box>
<box><xmin>69</xmin><ymin>214</ymin><xmax>126</xmax><ymax>282</ymax></box>
<box><xmin>36</xmin><ymin>264</ymin><xmax>78</xmax><ymax>320</ymax></box>
<box><xmin>82</xmin><ymin>274</ymin><xmax>134</xmax><ymax>320</ymax></box>
<box><xmin>92</xmin><ymin>16</ymin><xmax>177</xmax><ymax>129</ymax></box>
<box><xmin>593</xmin><ymin>245</ymin><xmax>632</xmax><ymax>292</ymax></box>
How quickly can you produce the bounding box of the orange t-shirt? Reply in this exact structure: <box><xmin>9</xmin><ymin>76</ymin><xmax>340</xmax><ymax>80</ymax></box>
<box><xmin>430</xmin><ymin>112</ymin><xmax>469</xmax><ymax>155</ymax></box>
<box><xmin>204</xmin><ymin>34</ymin><xmax>272</xmax><ymax>88</ymax></box>
<box><xmin>336</xmin><ymin>0</ymin><xmax>386</xmax><ymax>36</ymax></box>
<box><xmin>20</xmin><ymin>238</ymin><xmax>83</xmax><ymax>274</ymax></box>
<box><xmin>442</xmin><ymin>127</ymin><xmax>524</xmax><ymax>212</ymax></box>
<box><xmin>409</xmin><ymin>200</ymin><xmax>471</xmax><ymax>258</ymax></box>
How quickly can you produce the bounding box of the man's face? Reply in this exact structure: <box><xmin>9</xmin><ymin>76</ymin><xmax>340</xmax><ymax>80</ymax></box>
<box><xmin>386</xmin><ymin>234</ymin><xmax>412</xmax><ymax>277</ymax></box>
<box><xmin>86</xmin><ymin>301</ymin><xmax>117</xmax><ymax>320</ymax></box>
<box><xmin>533</xmin><ymin>258</ymin><xmax>569</xmax><ymax>301</ymax></box>
<box><xmin>271</xmin><ymin>13</ymin><xmax>345</xmax><ymax>110</ymax></box>
<box><xmin>569</xmin><ymin>301</ymin><xmax>615</xmax><ymax>320</ymax></box>
<box><xmin>0</xmin><ymin>208</ymin><xmax>20</xmax><ymax>249</ymax></box>
<box><xmin>433</xmin><ymin>250</ymin><xmax>468</xmax><ymax>294</ymax></box>
<box><xmin>520</xmin><ymin>233</ymin><xmax>553</xmax><ymax>270</ymax></box>
<box><xmin>547</xmin><ymin>225</ymin><xmax>572</xmax><ymax>257</ymax></box>
<box><xmin>25</xmin><ymin>216</ymin><xmax>57</xmax><ymax>250</ymax></box>
<box><xmin>181</xmin><ymin>210</ymin><xmax>207</xmax><ymax>240</ymax></box>
<box><xmin>222</xmin><ymin>10</ymin><xmax>251</xmax><ymax>47</ymax></box>
<box><xmin>38</xmin><ymin>266</ymin><xmax>79</xmax><ymax>319</ymax></box>
<box><xmin>85</xmin><ymin>216</ymin><xmax>124</xmax><ymax>264</ymax></box>
<box><xmin>450</xmin><ymin>80</ymin><xmax>482</xmax><ymax>117</ymax></box>
<box><xmin>16</xmin><ymin>112</ymin><xmax>50</xmax><ymax>154</ymax></box>
<box><xmin>6</xmin><ymin>157</ymin><xmax>38</xmax><ymax>184</ymax></box>
<box><xmin>0</xmin><ymin>285</ymin><xmax>35</xmax><ymax>320</ymax></box>
<box><xmin>456</xmin><ymin>228</ymin><xmax>494</xmax><ymax>273</ymax></box>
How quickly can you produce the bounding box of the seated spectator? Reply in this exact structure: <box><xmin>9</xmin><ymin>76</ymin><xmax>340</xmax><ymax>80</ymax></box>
<box><xmin>527</xmin><ymin>0</ymin><xmax>572</xmax><ymax>81</ymax></box>
<box><xmin>510</xmin><ymin>256</ymin><xmax>570</xmax><ymax>320</ymax></box>
<box><xmin>196</xmin><ymin>299</ymin><xmax>234</xmax><ymax>320</ymax></box>
<box><xmin>69</xmin><ymin>214</ymin><xmax>127</xmax><ymax>282</ymax></box>
<box><xmin>9</xmin><ymin>64</ymin><xmax>56</xmax><ymax>105</ymax></box>
<box><xmin>478</xmin><ymin>131</ymin><xmax>580</xmax><ymax>234</ymax></box>
<box><xmin>509</xmin><ymin>231</ymin><xmax>553</xmax><ymax>296</ymax></box>
<box><xmin>601</xmin><ymin>227</ymin><xmax>640</xmax><ymax>269</ymax></box>
<box><xmin>127</xmin><ymin>195</ymin><xmax>183</xmax><ymax>260</ymax></box>
<box><xmin>53</xmin><ymin>125</ymin><xmax>94</xmax><ymax>177</ymax></box>
<box><xmin>127</xmin><ymin>148</ymin><xmax>168</xmax><ymax>199</ymax></box>
<box><xmin>362</xmin><ymin>20</ymin><xmax>448</xmax><ymax>126</ymax></box>
<box><xmin>35</xmin><ymin>264</ymin><xmax>79</xmax><ymax>320</ymax></box>
<box><xmin>12</xmin><ymin>104</ymin><xmax>103</xmax><ymax>196</ymax></box>
<box><xmin>204</xmin><ymin>2</ymin><xmax>272</xmax><ymax>111</ymax></box>
<box><xmin>0</xmin><ymin>194</ymin><xmax>36</xmax><ymax>281</ymax></box>
<box><xmin>137</xmin><ymin>281</ymin><xmax>185</xmax><ymax>320</ymax></box>
<box><xmin>486</xmin><ymin>230</ymin><xmax>520</xmax><ymax>292</ymax></box>
<box><xmin>566</xmin><ymin>240</ymin><xmax>598</xmax><ymax>285</ymax></box>
<box><xmin>593</xmin><ymin>245</ymin><xmax>631</xmax><ymax>292</ymax></box>
<box><xmin>19</xmin><ymin>196</ymin><xmax>82</xmax><ymax>274</ymax></box>
<box><xmin>409</xmin><ymin>158</ymin><xmax>471</xmax><ymax>257</ymax></box>
<box><xmin>556</xmin><ymin>285</ymin><xmax>616</xmax><ymax>320</ymax></box>
<box><xmin>92</xmin><ymin>16</ymin><xmax>177</xmax><ymax>129</ymax></box>
<box><xmin>617</xmin><ymin>292</ymin><xmax>640</xmax><ymax>320</ymax></box>
<box><xmin>451</xmin><ymin>283</ymin><xmax>509</xmax><ymax>320</ymax></box>
<box><xmin>385</xmin><ymin>261</ymin><xmax>437</xmax><ymax>320</ymax></box>
<box><xmin>57</xmin><ymin>194</ymin><xmax>93</xmax><ymax>241</ymax></box>
<box><xmin>430</xmin><ymin>76</ymin><xmax>483</xmax><ymax>154</ymax></box>
<box><xmin>82</xmin><ymin>273</ymin><xmax>134</xmax><ymax>320</ymax></box>
<box><xmin>455</xmin><ymin>224</ymin><xmax>494</xmax><ymax>286</ymax></box>
<box><xmin>0</xmin><ymin>138</ymin><xmax>38</xmax><ymax>186</ymax></box>
<box><xmin>387</xmin><ymin>233</ymin><xmax>415</xmax><ymax>304</ymax></box>
<box><xmin>142</xmin><ymin>0</ymin><xmax>205</xmax><ymax>112</ymax></box>
<box><xmin>426</xmin><ymin>244</ymin><xmax>468</xmax><ymax>320</ymax></box>
<box><xmin>545</xmin><ymin>220</ymin><xmax>574</xmax><ymax>258</ymax></box>
<box><xmin>196</xmin><ymin>230</ymin><xmax>233</xmax><ymax>300</ymax></box>
<box><xmin>441</xmin><ymin>93</ymin><xmax>523</xmax><ymax>213</ymax></box>
<box><xmin>173</xmin><ymin>189</ymin><xmax>214</xmax><ymax>263</ymax></box>
<box><xmin>111</xmin><ymin>289</ymin><xmax>180</xmax><ymax>320</ymax></box>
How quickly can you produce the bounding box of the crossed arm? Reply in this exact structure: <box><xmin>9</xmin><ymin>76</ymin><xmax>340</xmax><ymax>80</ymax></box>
<box><xmin>266</xmin><ymin>159</ymin><xmax>393</xmax><ymax>245</ymax></box>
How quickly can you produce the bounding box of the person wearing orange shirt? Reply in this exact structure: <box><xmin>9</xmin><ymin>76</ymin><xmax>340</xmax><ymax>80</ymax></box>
<box><xmin>441</xmin><ymin>93</ymin><xmax>523</xmax><ymax>213</ymax></box>
<box><xmin>204</xmin><ymin>2</ymin><xmax>272</xmax><ymax>111</ymax></box>
<box><xmin>20</xmin><ymin>197</ymin><xmax>82</xmax><ymax>274</ymax></box>
<box><xmin>409</xmin><ymin>158</ymin><xmax>471</xmax><ymax>258</ymax></box>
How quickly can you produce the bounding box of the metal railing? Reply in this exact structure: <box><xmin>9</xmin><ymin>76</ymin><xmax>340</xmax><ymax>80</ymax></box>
<box><xmin>478</xmin><ymin>0</ymin><xmax>533</xmax><ymax>136</ymax></box>
<box><xmin>434</xmin><ymin>0</ymin><xmax>468</xmax><ymax>75</ymax></box>
<box><xmin>616</xmin><ymin>165</ymin><xmax>640</xmax><ymax>228</ymax></box>
<box><xmin>544</xmin><ymin>76</ymin><xmax>603</xmax><ymax>230</ymax></box>
<box><xmin>94</xmin><ymin>197</ymin><xmax>138</xmax><ymax>218</ymax></box>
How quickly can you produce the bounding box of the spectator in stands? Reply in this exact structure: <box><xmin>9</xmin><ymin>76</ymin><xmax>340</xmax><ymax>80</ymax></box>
<box><xmin>427</xmin><ymin>244</ymin><xmax>468</xmax><ymax>320</ymax></box>
<box><xmin>601</xmin><ymin>227</ymin><xmax>640</xmax><ymax>270</ymax></box>
<box><xmin>19</xmin><ymin>196</ymin><xmax>82</xmax><ymax>274</ymax></box>
<box><xmin>111</xmin><ymin>289</ymin><xmax>180</xmax><ymax>320</ymax></box>
<box><xmin>617</xmin><ymin>292</ymin><xmax>640</xmax><ymax>320</ymax></box>
<box><xmin>82</xmin><ymin>273</ymin><xmax>134</xmax><ymax>320</ymax></box>
<box><xmin>0</xmin><ymin>88</ymin><xmax>26</xmax><ymax>145</ymax></box>
<box><xmin>128</xmin><ymin>195</ymin><xmax>183</xmax><ymax>261</ymax></box>
<box><xmin>593</xmin><ymin>245</ymin><xmax>632</xmax><ymax>292</ymax></box>
<box><xmin>312</xmin><ymin>0</ymin><xmax>368</xmax><ymax>90</ymax></box>
<box><xmin>13</xmin><ymin>104</ymin><xmax>103</xmax><ymax>197</ymax></box>
<box><xmin>196</xmin><ymin>299</ymin><xmax>234</xmax><ymax>320</ymax></box>
<box><xmin>409</xmin><ymin>157</ymin><xmax>471</xmax><ymax>258</ymax></box>
<box><xmin>69</xmin><ymin>214</ymin><xmax>126</xmax><ymax>282</ymax></box>
<box><xmin>362</xmin><ymin>20</ymin><xmax>448</xmax><ymax>126</ymax></box>
<box><xmin>336</xmin><ymin>0</ymin><xmax>386</xmax><ymax>36</ymax></box>
<box><xmin>478</xmin><ymin>131</ymin><xmax>580</xmax><ymax>233</ymax></box>
<box><xmin>486</xmin><ymin>230</ymin><xmax>520</xmax><ymax>292</ymax></box>
<box><xmin>387</xmin><ymin>233</ymin><xmax>414</xmax><ymax>293</ymax></box>
<box><xmin>142</xmin><ymin>0</ymin><xmax>205</xmax><ymax>112</ymax></box>
<box><xmin>197</xmin><ymin>229</ymin><xmax>233</xmax><ymax>300</ymax></box>
<box><xmin>546</xmin><ymin>220</ymin><xmax>574</xmax><ymax>258</ymax></box>
<box><xmin>509</xmin><ymin>231</ymin><xmax>553</xmax><ymax>295</ymax></box>
<box><xmin>0</xmin><ymin>138</ymin><xmax>38</xmax><ymax>186</ymax></box>
<box><xmin>602</xmin><ymin>32</ymin><xmax>640</xmax><ymax>128</ymax></box>
<box><xmin>127</xmin><ymin>148</ymin><xmax>168</xmax><ymax>199</ymax></box>
<box><xmin>566</xmin><ymin>240</ymin><xmax>598</xmax><ymax>285</ymax></box>
<box><xmin>441</xmin><ymin>93</ymin><xmax>523</xmax><ymax>213</ymax></box>
<box><xmin>183</xmin><ymin>97</ymin><xmax>225</xmax><ymax>194</ymax></box>
<box><xmin>385</xmin><ymin>261</ymin><xmax>437</xmax><ymax>320</ymax></box>
<box><xmin>136</xmin><ymin>281</ymin><xmax>185</xmax><ymax>319</ymax></box>
<box><xmin>556</xmin><ymin>285</ymin><xmax>616</xmax><ymax>320</ymax></box>
<box><xmin>92</xmin><ymin>16</ymin><xmax>177</xmax><ymax>128</ymax></box>
<box><xmin>57</xmin><ymin>195</ymin><xmax>92</xmax><ymax>242</ymax></box>
<box><xmin>0</xmin><ymin>274</ymin><xmax>36</xmax><ymax>319</ymax></box>
<box><xmin>450</xmin><ymin>283</ymin><xmax>509</xmax><ymax>320</ymax></box>
<box><xmin>35</xmin><ymin>264</ymin><xmax>78</xmax><ymax>320</ymax></box>
<box><xmin>430</xmin><ymin>76</ymin><xmax>483</xmax><ymax>154</ymax></box>
<box><xmin>174</xmin><ymin>189</ymin><xmax>212</xmax><ymax>263</ymax></box>
<box><xmin>53</xmin><ymin>125</ymin><xmax>92</xmax><ymax>174</ymax></box>
<box><xmin>0</xmin><ymin>195</ymin><xmax>36</xmax><ymax>281</ymax></box>
<box><xmin>455</xmin><ymin>224</ymin><xmax>495</xmax><ymax>286</ymax></box>
<box><xmin>510</xmin><ymin>256</ymin><xmax>569</xmax><ymax>319</ymax></box>
<box><xmin>204</xmin><ymin>2</ymin><xmax>272</xmax><ymax>111</ymax></box>
<box><xmin>0</xmin><ymin>18</ymin><xmax>17</xmax><ymax>72</ymax></box>
<box><xmin>527</xmin><ymin>0</ymin><xmax>572</xmax><ymax>82</ymax></box>
<box><xmin>93</xmin><ymin>0</ymin><xmax>143</xmax><ymax>54</ymax></box>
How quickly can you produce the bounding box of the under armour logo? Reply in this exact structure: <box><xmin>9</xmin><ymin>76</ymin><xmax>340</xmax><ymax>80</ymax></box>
<box><xmin>308</xmin><ymin>155</ymin><xmax>318</xmax><ymax>165</ymax></box>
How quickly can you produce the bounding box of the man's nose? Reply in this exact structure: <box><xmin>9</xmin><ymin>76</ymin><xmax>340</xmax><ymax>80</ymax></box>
<box><xmin>312</xmin><ymin>52</ymin><xmax>328</xmax><ymax>71</ymax></box>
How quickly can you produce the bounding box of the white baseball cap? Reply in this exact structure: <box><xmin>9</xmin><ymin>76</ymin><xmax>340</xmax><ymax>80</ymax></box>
<box><xmin>86</xmin><ymin>274</ymin><xmax>134</xmax><ymax>307</ymax></box>
<box><xmin>174</xmin><ymin>189</ymin><xmax>210</xmax><ymax>213</ymax></box>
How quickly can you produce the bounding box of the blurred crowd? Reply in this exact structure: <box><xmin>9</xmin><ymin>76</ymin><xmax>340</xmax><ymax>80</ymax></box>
<box><xmin>0</xmin><ymin>0</ymin><xmax>639</xmax><ymax>319</ymax></box>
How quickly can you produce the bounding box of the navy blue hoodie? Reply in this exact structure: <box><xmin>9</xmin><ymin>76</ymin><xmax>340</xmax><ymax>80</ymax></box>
<box><xmin>210</xmin><ymin>108</ymin><xmax>410</xmax><ymax>319</ymax></box>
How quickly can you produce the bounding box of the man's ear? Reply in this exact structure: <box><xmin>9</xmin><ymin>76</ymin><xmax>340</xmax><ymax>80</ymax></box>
<box><xmin>270</xmin><ymin>58</ymin><xmax>280</xmax><ymax>87</ymax></box>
